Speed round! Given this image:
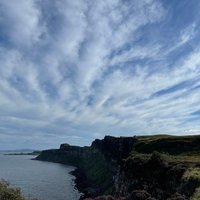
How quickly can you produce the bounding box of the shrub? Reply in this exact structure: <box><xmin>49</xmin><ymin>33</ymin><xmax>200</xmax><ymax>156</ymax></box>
<box><xmin>182</xmin><ymin>167</ymin><xmax>200</xmax><ymax>182</ymax></box>
<box><xmin>0</xmin><ymin>180</ymin><xmax>26</xmax><ymax>200</ymax></box>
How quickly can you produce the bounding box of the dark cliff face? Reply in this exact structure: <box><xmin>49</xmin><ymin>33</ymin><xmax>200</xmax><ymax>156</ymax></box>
<box><xmin>36</xmin><ymin>141</ymin><xmax>115</xmax><ymax>197</ymax></box>
<box><xmin>91</xmin><ymin>136</ymin><xmax>136</xmax><ymax>162</ymax></box>
<box><xmin>36</xmin><ymin>145</ymin><xmax>93</xmax><ymax>166</ymax></box>
<box><xmin>36</xmin><ymin>136</ymin><xmax>136</xmax><ymax>198</ymax></box>
<box><xmin>115</xmin><ymin>152</ymin><xmax>189</xmax><ymax>199</ymax></box>
<box><xmin>36</xmin><ymin>135</ymin><xmax>200</xmax><ymax>200</ymax></box>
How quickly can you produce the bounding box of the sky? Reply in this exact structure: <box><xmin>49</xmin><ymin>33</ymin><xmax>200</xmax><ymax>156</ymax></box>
<box><xmin>0</xmin><ymin>0</ymin><xmax>200</xmax><ymax>150</ymax></box>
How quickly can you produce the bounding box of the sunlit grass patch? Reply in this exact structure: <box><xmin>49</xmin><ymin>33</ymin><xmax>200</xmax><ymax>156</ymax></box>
<box><xmin>192</xmin><ymin>187</ymin><xmax>200</xmax><ymax>200</ymax></box>
<box><xmin>182</xmin><ymin>167</ymin><xmax>200</xmax><ymax>181</ymax></box>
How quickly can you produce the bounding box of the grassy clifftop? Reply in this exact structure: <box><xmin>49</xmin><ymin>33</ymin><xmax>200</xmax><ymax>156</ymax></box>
<box><xmin>134</xmin><ymin>135</ymin><xmax>200</xmax><ymax>155</ymax></box>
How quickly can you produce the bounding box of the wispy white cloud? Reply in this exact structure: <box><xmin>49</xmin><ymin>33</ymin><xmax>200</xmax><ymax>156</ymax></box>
<box><xmin>0</xmin><ymin>0</ymin><xmax>200</xmax><ymax>149</ymax></box>
<box><xmin>0</xmin><ymin>0</ymin><xmax>44</xmax><ymax>47</ymax></box>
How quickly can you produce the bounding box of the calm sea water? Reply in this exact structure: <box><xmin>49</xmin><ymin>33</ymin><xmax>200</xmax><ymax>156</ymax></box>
<box><xmin>0</xmin><ymin>153</ymin><xmax>81</xmax><ymax>200</ymax></box>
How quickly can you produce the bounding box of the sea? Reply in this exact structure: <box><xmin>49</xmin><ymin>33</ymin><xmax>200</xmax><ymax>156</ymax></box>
<box><xmin>0</xmin><ymin>153</ymin><xmax>81</xmax><ymax>200</ymax></box>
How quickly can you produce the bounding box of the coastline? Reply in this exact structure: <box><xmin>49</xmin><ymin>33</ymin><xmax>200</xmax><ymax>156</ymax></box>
<box><xmin>0</xmin><ymin>153</ymin><xmax>80</xmax><ymax>200</ymax></box>
<box><xmin>32</xmin><ymin>161</ymin><xmax>92</xmax><ymax>199</ymax></box>
<box><xmin>70</xmin><ymin>168</ymin><xmax>89</xmax><ymax>200</ymax></box>
<box><xmin>35</xmin><ymin>135</ymin><xmax>200</xmax><ymax>200</ymax></box>
<box><xmin>33</xmin><ymin>157</ymin><xmax>90</xmax><ymax>199</ymax></box>
<box><xmin>70</xmin><ymin>168</ymin><xmax>102</xmax><ymax>200</ymax></box>
<box><xmin>4</xmin><ymin>151</ymin><xmax>41</xmax><ymax>156</ymax></box>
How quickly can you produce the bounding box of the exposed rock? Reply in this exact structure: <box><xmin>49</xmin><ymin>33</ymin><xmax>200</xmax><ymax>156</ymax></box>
<box><xmin>166</xmin><ymin>193</ymin><xmax>187</xmax><ymax>200</ymax></box>
<box><xmin>60</xmin><ymin>143</ymin><xmax>70</xmax><ymax>149</ymax></box>
<box><xmin>128</xmin><ymin>190</ymin><xmax>151</xmax><ymax>200</ymax></box>
<box><xmin>91</xmin><ymin>136</ymin><xmax>136</xmax><ymax>161</ymax></box>
<box><xmin>84</xmin><ymin>195</ymin><xmax>115</xmax><ymax>200</ymax></box>
<box><xmin>115</xmin><ymin>152</ymin><xmax>189</xmax><ymax>199</ymax></box>
<box><xmin>84</xmin><ymin>195</ymin><xmax>126</xmax><ymax>200</ymax></box>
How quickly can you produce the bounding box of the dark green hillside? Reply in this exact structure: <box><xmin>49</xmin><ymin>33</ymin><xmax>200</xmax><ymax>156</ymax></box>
<box><xmin>134</xmin><ymin>135</ymin><xmax>200</xmax><ymax>156</ymax></box>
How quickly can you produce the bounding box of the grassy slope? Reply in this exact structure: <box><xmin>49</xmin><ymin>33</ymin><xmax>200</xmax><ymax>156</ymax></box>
<box><xmin>134</xmin><ymin>135</ymin><xmax>200</xmax><ymax>162</ymax></box>
<box><xmin>130</xmin><ymin>135</ymin><xmax>200</xmax><ymax>199</ymax></box>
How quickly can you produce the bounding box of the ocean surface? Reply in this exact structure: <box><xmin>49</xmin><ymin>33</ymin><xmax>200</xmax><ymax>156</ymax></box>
<box><xmin>0</xmin><ymin>153</ymin><xmax>81</xmax><ymax>200</ymax></box>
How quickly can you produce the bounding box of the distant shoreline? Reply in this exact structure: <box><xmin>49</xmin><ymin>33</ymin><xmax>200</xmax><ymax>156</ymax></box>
<box><xmin>4</xmin><ymin>151</ymin><xmax>41</xmax><ymax>156</ymax></box>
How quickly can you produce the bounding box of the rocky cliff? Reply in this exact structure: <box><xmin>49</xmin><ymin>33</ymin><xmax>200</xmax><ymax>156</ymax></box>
<box><xmin>35</xmin><ymin>135</ymin><xmax>200</xmax><ymax>200</ymax></box>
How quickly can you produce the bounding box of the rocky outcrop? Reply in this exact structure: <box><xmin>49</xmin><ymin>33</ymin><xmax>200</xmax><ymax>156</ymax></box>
<box><xmin>84</xmin><ymin>190</ymin><xmax>156</xmax><ymax>200</ymax></box>
<box><xmin>114</xmin><ymin>152</ymin><xmax>189</xmax><ymax>199</ymax></box>
<box><xmin>36</xmin><ymin>145</ymin><xmax>92</xmax><ymax>166</ymax></box>
<box><xmin>91</xmin><ymin>136</ymin><xmax>136</xmax><ymax>161</ymax></box>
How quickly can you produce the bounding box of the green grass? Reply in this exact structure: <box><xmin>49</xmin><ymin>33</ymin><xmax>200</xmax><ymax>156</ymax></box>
<box><xmin>182</xmin><ymin>168</ymin><xmax>200</xmax><ymax>200</ymax></box>
<box><xmin>182</xmin><ymin>167</ymin><xmax>200</xmax><ymax>182</ymax></box>
<box><xmin>136</xmin><ymin>135</ymin><xmax>200</xmax><ymax>141</ymax></box>
<box><xmin>128</xmin><ymin>134</ymin><xmax>200</xmax><ymax>164</ymax></box>
<box><xmin>128</xmin><ymin>151</ymin><xmax>200</xmax><ymax>164</ymax></box>
<box><xmin>136</xmin><ymin>134</ymin><xmax>175</xmax><ymax>141</ymax></box>
<box><xmin>167</xmin><ymin>155</ymin><xmax>200</xmax><ymax>163</ymax></box>
<box><xmin>133</xmin><ymin>135</ymin><xmax>200</xmax><ymax>155</ymax></box>
<box><xmin>125</xmin><ymin>152</ymin><xmax>151</xmax><ymax>161</ymax></box>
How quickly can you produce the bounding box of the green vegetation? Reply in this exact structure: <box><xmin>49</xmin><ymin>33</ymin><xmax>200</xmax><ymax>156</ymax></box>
<box><xmin>128</xmin><ymin>151</ymin><xmax>200</xmax><ymax>163</ymax></box>
<box><xmin>136</xmin><ymin>134</ymin><xmax>175</xmax><ymax>141</ymax></box>
<box><xmin>0</xmin><ymin>180</ymin><xmax>26</xmax><ymax>200</ymax></box>
<box><xmin>181</xmin><ymin>167</ymin><xmax>200</xmax><ymax>199</ymax></box>
<box><xmin>0</xmin><ymin>180</ymin><xmax>38</xmax><ymax>200</ymax></box>
<box><xmin>134</xmin><ymin>135</ymin><xmax>200</xmax><ymax>162</ymax></box>
<box><xmin>182</xmin><ymin>167</ymin><xmax>200</xmax><ymax>182</ymax></box>
<box><xmin>136</xmin><ymin>134</ymin><xmax>200</xmax><ymax>141</ymax></box>
<box><xmin>192</xmin><ymin>187</ymin><xmax>200</xmax><ymax>200</ymax></box>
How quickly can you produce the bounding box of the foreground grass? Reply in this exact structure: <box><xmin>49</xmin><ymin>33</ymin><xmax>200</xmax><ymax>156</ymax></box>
<box><xmin>182</xmin><ymin>167</ymin><xmax>200</xmax><ymax>182</ymax></box>
<box><xmin>182</xmin><ymin>167</ymin><xmax>200</xmax><ymax>200</ymax></box>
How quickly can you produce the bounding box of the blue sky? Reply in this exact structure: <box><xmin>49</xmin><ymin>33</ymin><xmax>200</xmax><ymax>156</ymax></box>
<box><xmin>0</xmin><ymin>0</ymin><xmax>200</xmax><ymax>149</ymax></box>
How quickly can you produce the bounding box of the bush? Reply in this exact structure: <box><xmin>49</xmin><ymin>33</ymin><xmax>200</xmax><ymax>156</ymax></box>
<box><xmin>182</xmin><ymin>167</ymin><xmax>200</xmax><ymax>182</ymax></box>
<box><xmin>0</xmin><ymin>180</ymin><xmax>26</xmax><ymax>200</ymax></box>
